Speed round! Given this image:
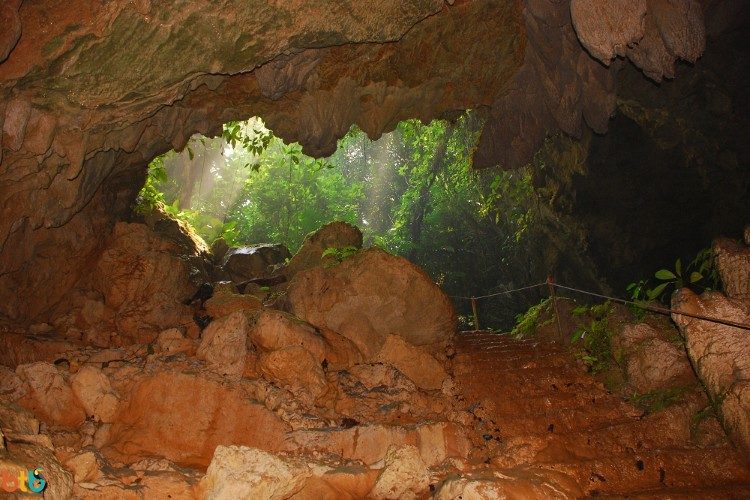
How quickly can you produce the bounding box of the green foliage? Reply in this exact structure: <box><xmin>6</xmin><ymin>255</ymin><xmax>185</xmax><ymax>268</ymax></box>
<box><xmin>626</xmin><ymin>246</ymin><xmax>721</xmax><ymax>305</ymax></box>
<box><xmin>322</xmin><ymin>246</ymin><xmax>359</xmax><ymax>267</ymax></box>
<box><xmin>511</xmin><ymin>298</ymin><xmax>552</xmax><ymax>339</ymax></box>
<box><xmin>570</xmin><ymin>302</ymin><xmax>614</xmax><ymax>374</ymax></box>
<box><xmin>628</xmin><ymin>386</ymin><xmax>692</xmax><ymax>415</ymax></box>
<box><xmin>134</xmin><ymin>157</ymin><xmax>168</xmax><ymax>214</ymax></box>
<box><xmin>136</xmin><ymin>112</ymin><xmax>541</xmax><ymax>329</ymax></box>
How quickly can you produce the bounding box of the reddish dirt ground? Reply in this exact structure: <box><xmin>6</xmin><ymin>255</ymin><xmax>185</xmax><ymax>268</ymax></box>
<box><xmin>453</xmin><ymin>331</ymin><xmax>750</xmax><ymax>498</ymax></box>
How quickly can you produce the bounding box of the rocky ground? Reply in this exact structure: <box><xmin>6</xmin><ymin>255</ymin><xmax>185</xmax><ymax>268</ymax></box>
<box><xmin>1</xmin><ymin>215</ymin><xmax>749</xmax><ymax>498</ymax></box>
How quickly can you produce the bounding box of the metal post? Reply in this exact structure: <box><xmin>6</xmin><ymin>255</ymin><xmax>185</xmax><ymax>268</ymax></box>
<box><xmin>471</xmin><ymin>297</ymin><xmax>480</xmax><ymax>331</ymax></box>
<box><xmin>547</xmin><ymin>275</ymin><xmax>564</xmax><ymax>341</ymax></box>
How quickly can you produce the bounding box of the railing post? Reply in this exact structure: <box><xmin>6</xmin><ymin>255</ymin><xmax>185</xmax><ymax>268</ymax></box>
<box><xmin>547</xmin><ymin>275</ymin><xmax>564</xmax><ymax>341</ymax></box>
<box><xmin>471</xmin><ymin>297</ymin><xmax>480</xmax><ymax>331</ymax></box>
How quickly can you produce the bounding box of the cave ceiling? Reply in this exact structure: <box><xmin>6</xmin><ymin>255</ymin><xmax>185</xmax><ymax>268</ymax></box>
<box><xmin>0</xmin><ymin>0</ymin><xmax>732</xmax><ymax>322</ymax></box>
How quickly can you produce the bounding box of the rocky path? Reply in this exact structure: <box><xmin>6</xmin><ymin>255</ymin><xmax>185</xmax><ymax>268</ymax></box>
<box><xmin>453</xmin><ymin>331</ymin><xmax>750</xmax><ymax>498</ymax></box>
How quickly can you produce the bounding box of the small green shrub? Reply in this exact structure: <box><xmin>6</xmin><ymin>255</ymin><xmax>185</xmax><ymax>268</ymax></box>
<box><xmin>511</xmin><ymin>298</ymin><xmax>552</xmax><ymax>339</ymax></box>
<box><xmin>628</xmin><ymin>386</ymin><xmax>692</xmax><ymax>415</ymax></box>
<box><xmin>570</xmin><ymin>302</ymin><xmax>613</xmax><ymax>374</ymax></box>
<box><xmin>322</xmin><ymin>246</ymin><xmax>359</xmax><ymax>267</ymax></box>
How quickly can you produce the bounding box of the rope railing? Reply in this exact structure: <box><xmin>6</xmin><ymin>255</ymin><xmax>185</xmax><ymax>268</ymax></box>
<box><xmin>450</xmin><ymin>277</ymin><xmax>750</xmax><ymax>332</ymax></box>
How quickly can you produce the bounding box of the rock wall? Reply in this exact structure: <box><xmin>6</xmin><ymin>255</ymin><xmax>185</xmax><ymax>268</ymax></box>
<box><xmin>672</xmin><ymin>229</ymin><xmax>750</xmax><ymax>455</ymax></box>
<box><xmin>0</xmin><ymin>0</ymin><xmax>718</xmax><ymax>326</ymax></box>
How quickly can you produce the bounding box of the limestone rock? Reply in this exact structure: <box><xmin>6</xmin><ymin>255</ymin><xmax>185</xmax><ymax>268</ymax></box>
<box><xmin>250</xmin><ymin>309</ymin><xmax>327</xmax><ymax>360</ymax></box>
<box><xmin>672</xmin><ymin>289</ymin><xmax>750</xmax><ymax>454</ymax></box>
<box><xmin>64</xmin><ymin>451</ymin><xmax>103</xmax><ymax>483</ymax></box>
<box><xmin>614</xmin><ymin>323</ymin><xmax>695</xmax><ymax>393</ymax></box>
<box><xmin>196</xmin><ymin>311</ymin><xmax>249</xmax><ymax>379</ymax></box>
<box><xmin>222</xmin><ymin>244</ymin><xmax>291</xmax><ymax>282</ymax></box>
<box><xmin>285</xmin><ymin>221</ymin><xmax>363</xmax><ymax>277</ymax></box>
<box><xmin>0</xmin><ymin>400</ymin><xmax>39</xmax><ymax>435</ymax></box>
<box><xmin>86</xmin><ymin>222</ymin><xmax>195</xmax><ymax>345</ymax></box>
<box><xmin>714</xmin><ymin>237</ymin><xmax>750</xmax><ymax>299</ymax></box>
<box><xmin>434</xmin><ymin>468</ymin><xmax>582</xmax><ymax>499</ymax></box>
<box><xmin>155</xmin><ymin>328</ymin><xmax>194</xmax><ymax>354</ymax></box>
<box><xmin>15</xmin><ymin>362</ymin><xmax>86</xmax><ymax>427</ymax></box>
<box><xmin>376</xmin><ymin>334</ymin><xmax>448</xmax><ymax>391</ymax></box>
<box><xmin>200</xmin><ymin>445</ymin><xmax>310</xmax><ymax>500</ymax></box>
<box><xmin>570</xmin><ymin>0</ymin><xmax>647</xmax><ymax>64</ymax></box>
<box><xmin>285</xmin><ymin>421</ymin><xmax>470</xmax><ymax>467</ymax></box>
<box><xmin>70</xmin><ymin>365</ymin><xmax>119</xmax><ymax>423</ymax></box>
<box><xmin>3</xmin><ymin>439</ymin><xmax>74</xmax><ymax>500</ymax></box>
<box><xmin>105</xmin><ymin>371</ymin><xmax>290</xmax><ymax>467</ymax></box>
<box><xmin>287</xmin><ymin>248</ymin><xmax>456</xmax><ymax>358</ymax></box>
<box><xmin>203</xmin><ymin>289</ymin><xmax>263</xmax><ymax>319</ymax></box>
<box><xmin>259</xmin><ymin>346</ymin><xmax>328</xmax><ymax>405</ymax></box>
<box><xmin>371</xmin><ymin>445</ymin><xmax>429</xmax><ymax>500</ymax></box>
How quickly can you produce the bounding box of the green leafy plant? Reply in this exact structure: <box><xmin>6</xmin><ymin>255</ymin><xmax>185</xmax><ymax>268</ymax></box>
<box><xmin>511</xmin><ymin>298</ymin><xmax>552</xmax><ymax>339</ymax></box>
<box><xmin>570</xmin><ymin>302</ymin><xmax>613</xmax><ymax>374</ymax></box>
<box><xmin>626</xmin><ymin>247</ymin><xmax>721</xmax><ymax>305</ymax></box>
<box><xmin>628</xmin><ymin>386</ymin><xmax>692</xmax><ymax>415</ymax></box>
<box><xmin>322</xmin><ymin>246</ymin><xmax>359</xmax><ymax>267</ymax></box>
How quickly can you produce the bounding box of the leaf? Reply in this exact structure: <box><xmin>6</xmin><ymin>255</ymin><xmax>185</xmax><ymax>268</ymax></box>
<box><xmin>655</xmin><ymin>269</ymin><xmax>676</xmax><ymax>280</ymax></box>
<box><xmin>675</xmin><ymin>258</ymin><xmax>682</xmax><ymax>277</ymax></box>
<box><xmin>689</xmin><ymin>271</ymin><xmax>703</xmax><ymax>283</ymax></box>
<box><xmin>646</xmin><ymin>282</ymin><xmax>669</xmax><ymax>300</ymax></box>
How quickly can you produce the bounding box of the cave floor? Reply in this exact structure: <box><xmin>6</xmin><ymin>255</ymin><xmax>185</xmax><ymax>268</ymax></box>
<box><xmin>453</xmin><ymin>332</ymin><xmax>750</xmax><ymax>498</ymax></box>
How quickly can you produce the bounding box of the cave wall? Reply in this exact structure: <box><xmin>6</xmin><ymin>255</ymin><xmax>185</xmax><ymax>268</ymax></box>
<box><xmin>0</xmin><ymin>0</ymin><xmax>722</xmax><ymax>324</ymax></box>
<box><xmin>567</xmin><ymin>8</ymin><xmax>750</xmax><ymax>291</ymax></box>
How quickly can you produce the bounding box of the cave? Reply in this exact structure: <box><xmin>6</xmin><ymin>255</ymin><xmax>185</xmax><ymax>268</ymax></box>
<box><xmin>1</xmin><ymin>1</ymin><xmax>749</xmax><ymax>498</ymax></box>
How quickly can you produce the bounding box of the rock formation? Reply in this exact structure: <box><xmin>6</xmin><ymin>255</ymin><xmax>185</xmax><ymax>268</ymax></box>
<box><xmin>0</xmin><ymin>0</ymin><xmax>721</xmax><ymax>327</ymax></box>
<box><xmin>672</xmin><ymin>228</ymin><xmax>750</xmax><ymax>455</ymax></box>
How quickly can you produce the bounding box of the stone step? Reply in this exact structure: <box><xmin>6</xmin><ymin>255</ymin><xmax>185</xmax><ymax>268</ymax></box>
<box><xmin>537</xmin><ymin>447</ymin><xmax>750</xmax><ymax>496</ymax></box>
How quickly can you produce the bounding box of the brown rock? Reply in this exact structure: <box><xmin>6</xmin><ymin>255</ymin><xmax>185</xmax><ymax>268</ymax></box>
<box><xmin>615</xmin><ymin>323</ymin><xmax>695</xmax><ymax>393</ymax></box>
<box><xmin>672</xmin><ymin>288</ymin><xmax>750</xmax><ymax>454</ymax></box>
<box><xmin>70</xmin><ymin>365</ymin><xmax>119</xmax><ymax>423</ymax></box>
<box><xmin>434</xmin><ymin>467</ymin><xmax>582</xmax><ymax>499</ymax></box>
<box><xmin>3</xmin><ymin>439</ymin><xmax>74</xmax><ymax>500</ymax></box>
<box><xmin>64</xmin><ymin>451</ymin><xmax>103</xmax><ymax>483</ymax></box>
<box><xmin>0</xmin><ymin>401</ymin><xmax>40</xmax><ymax>440</ymax></box>
<box><xmin>222</xmin><ymin>244</ymin><xmax>291</xmax><ymax>282</ymax></box>
<box><xmin>155</xmin><ymin>327</ymin><xmax>194</xmax><ymax>355</ymax></box>
<box><xmin>714</xmin><ymin>238</ymin><xmax>750</xmax><ymax>299</ymax></box>
<box><xmin>259</xmin><ymin>346</ymin><xmax>328</xmax><ymax>405</ymax></box>
<box><xmin>285</xmin><ymin>221</ymin><xmax>363</xmax><ymax>277</ymax></box>
<box><xmin>105</xmin><ymin>371</ymin><xmax>290</xmax><ymax>467</ymax></box>
<box><xmin>196</xmin><ymin>311</ymin><xmax>250</xmax><ymax>379</ymax></box>
<box><xmin>376</xmin><ymin>334</ymin><xmax>448</xmax><ymax>391</ymax></box>
<box><xmin>285</xmin><ymin>421</ymin><xmax>470</xmax><ymax>467</ymax></box>
<box><xmin>15</xmin><ymin>362</ymin><xmax>86</xmax><ymax>427</ymax></box>
<box><xmin>570</xmin><ymin>0</ymin><xmax>647</xmax><ymax>64</ymax></box>
<box><xmin>250</xmin><ymin>309</ymin><xmax>327</xmax><ymax>360</ymax></box>
<box><xmin>200</xmin><ymin>445</ymin><xmax>311</xmax><ymax>500</ymax></box>
<box><xmin>371</xmin><ymin>445</ymin><xmax>429</xmax><ymax>500</ymax></box>
<box><xmin>203</xmin><ymin>289</ymin><xmax>263</xmax><ymax>319</ymax></box>
<box><xmin>87</xmin><ymin>222</ymin><xmax>195</xmax><ymax>344</ymax></box>
<box><xmin>287</xmin><ymin>248</ymin><xmax>456</xmax><ymax>358</ymax></box>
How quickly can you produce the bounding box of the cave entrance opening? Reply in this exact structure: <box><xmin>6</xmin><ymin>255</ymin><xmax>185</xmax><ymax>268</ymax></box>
<box><xmin>134</xmin><ymin>112</ymin><xmax>547</xmax><ymax>330</ymax></box>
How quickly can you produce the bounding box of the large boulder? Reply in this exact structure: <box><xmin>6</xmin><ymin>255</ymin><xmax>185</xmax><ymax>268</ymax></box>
<box><xmin>612</xmin><ymin>322</ymin><xmax>695</xmax><ymax>393</ymax></box>
<box><xmin>200</xmin><ymin>446</ymin><xmax>310</xmax><ymax>500</ymax></box>
<box><xmin>196</xmin><ymin>311</ymin><xmax>250</xmax><ymax>379</ymax></box>
<box><xmin>714</xmin><ymin>237</ymin><xmax>750</xmax><ymax>299</ymax></box>
<box><xmin>434</xmin><ymin>468</ymin><xmax>582</xmax><ymax>499</ymax></box>
<box><xmin>370</xmin><ymin>445</ymin><xmax>429</xmax><ymax>499</ymax></box>
<box><xmin>15</xmin><ymin>362</ymin><xmax>86</xmax><ymax>428</ymax></box>
<box><xmin>672</xmin><ymin>289</ymin><xmax>750</xmax><ymax>455</ymax></box>
<box><xmin>66</xmin><ymin>222</ymin><xmax>196</xmax><ymax>345</ymax></box>
<box><xmin>222</xmin><ymin>244</ymin><xmax>291</xmax><ymax>282</ymax></box>
<box><xmin>284</xmin><ymin>221</ymin><xmax>363</xmax><ymax>277</ymax></box>
<box><xmin>287</xmin><ymin>248</ymin><xmax>456</xmax><ymax>358</ymax></box>
<box><xmin>104</xmin><ymin>372</ymin><xmax>290</xmax><ymax>467</ymax></box>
